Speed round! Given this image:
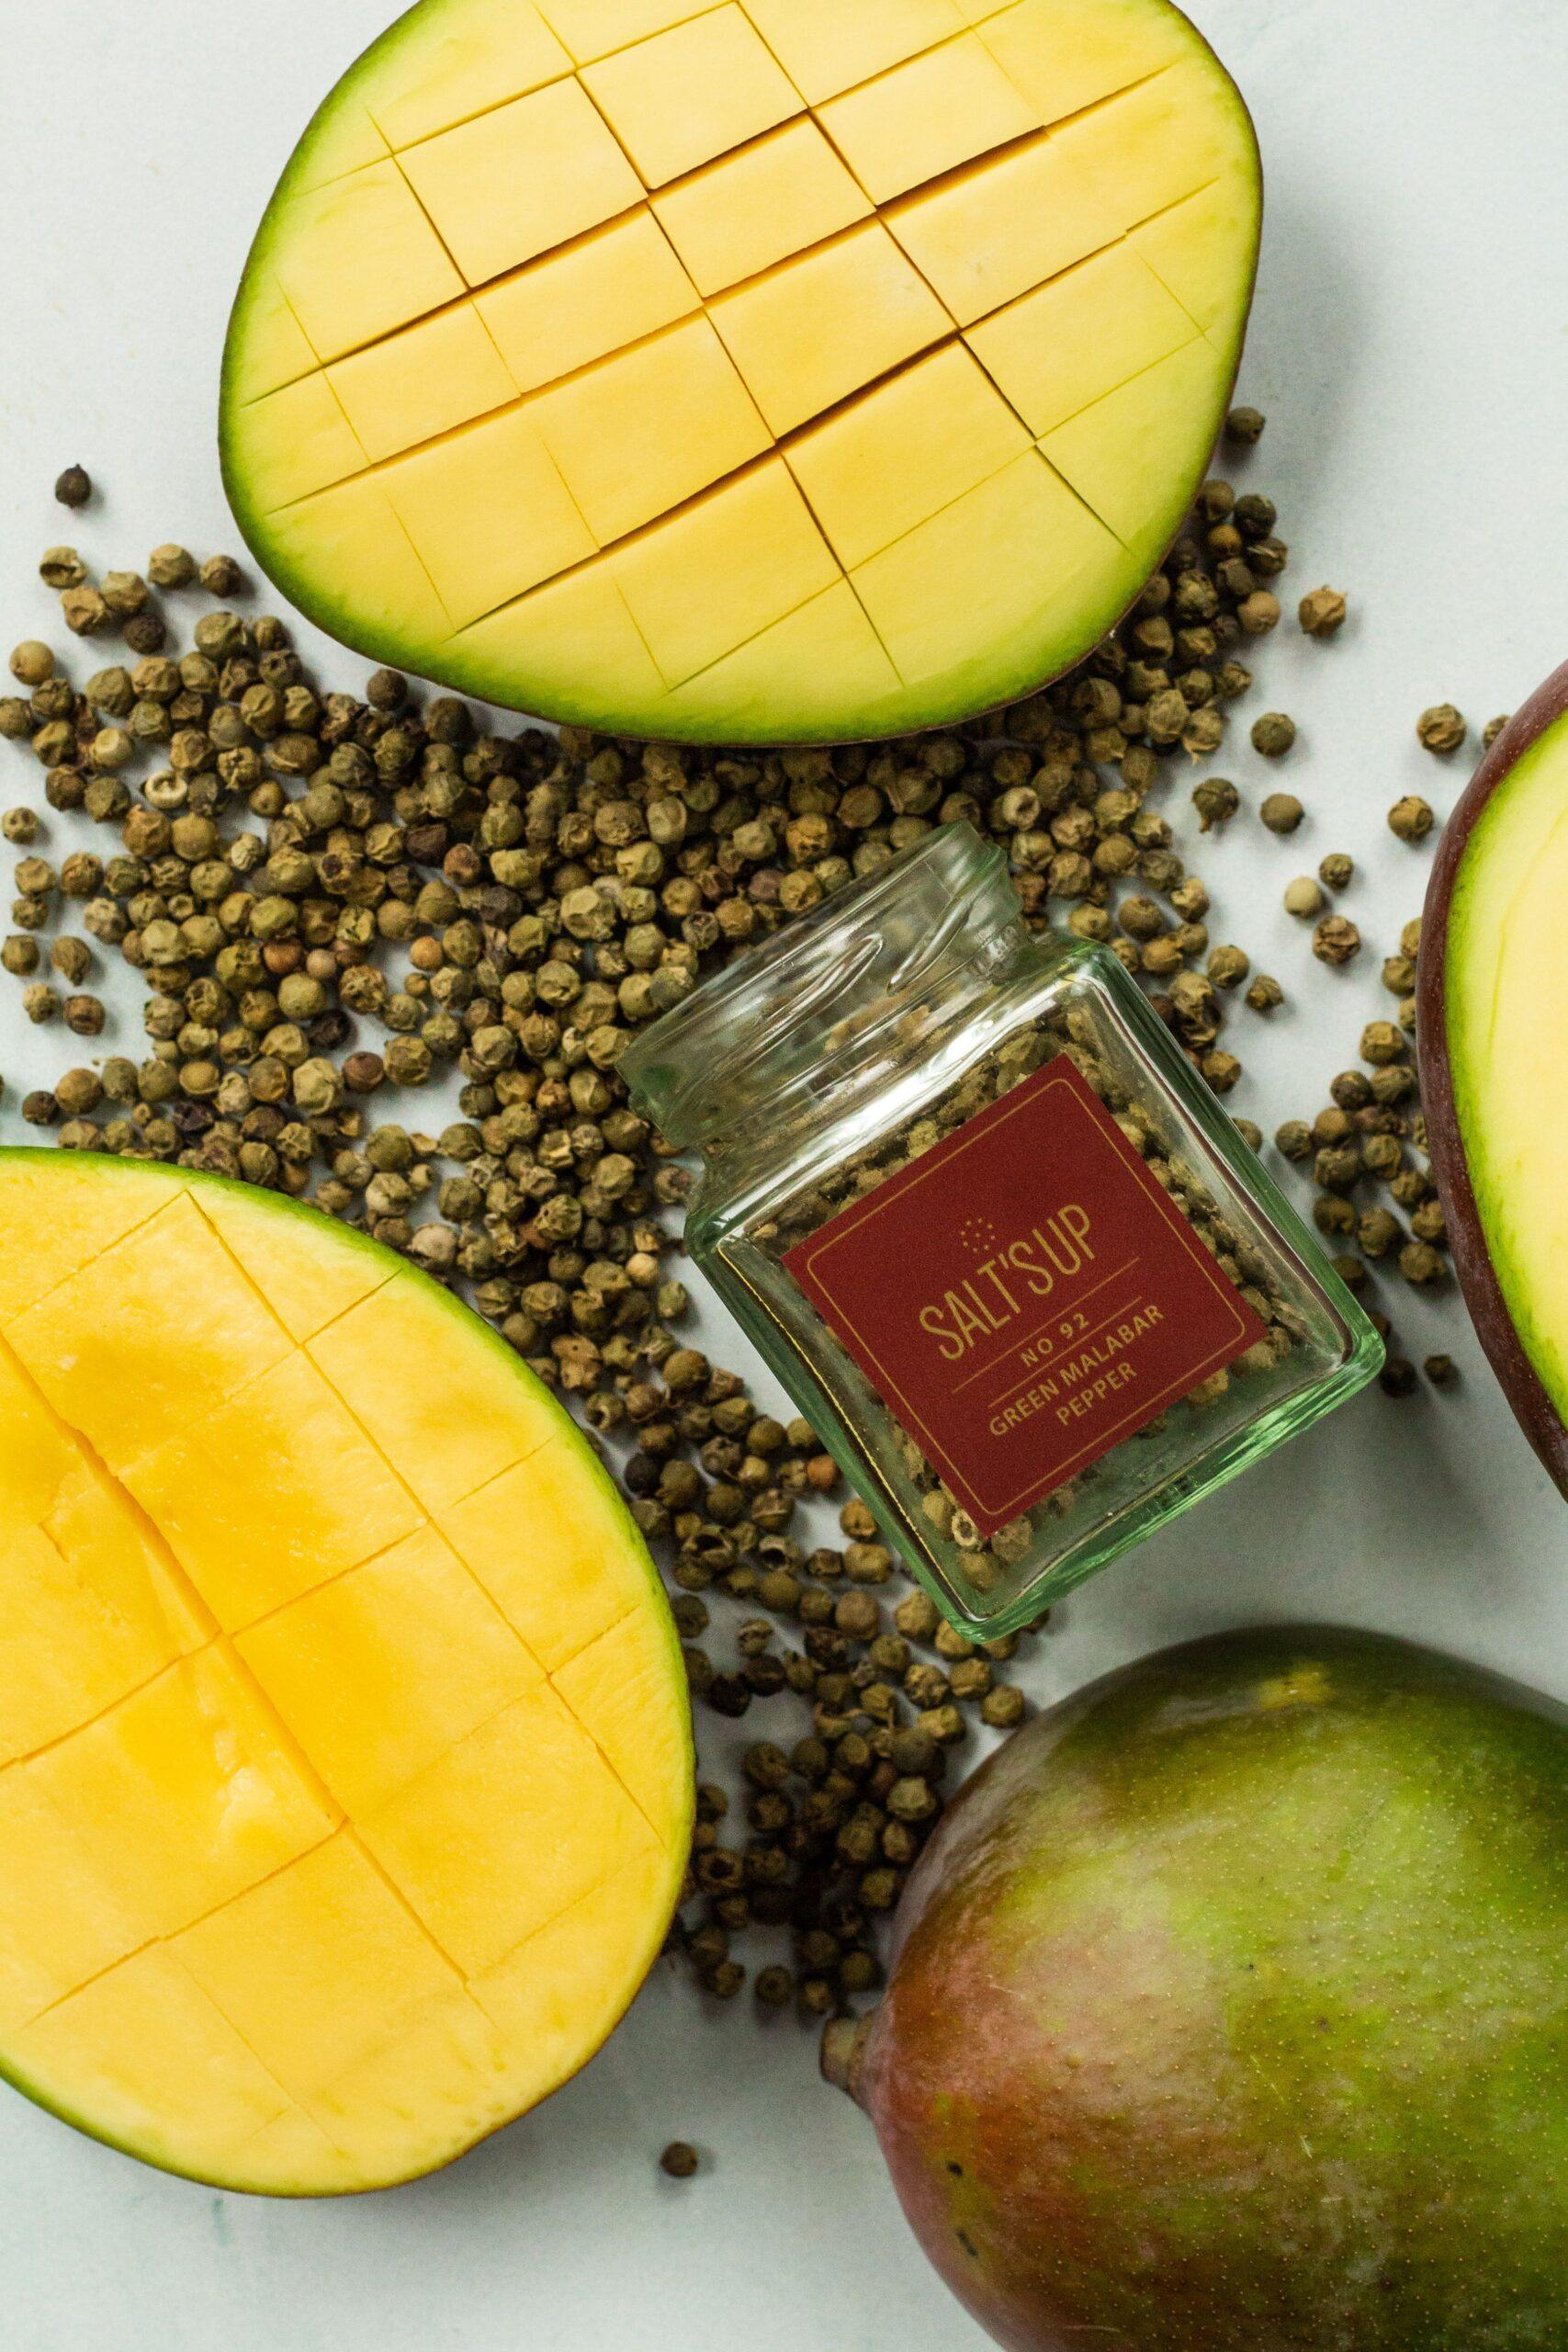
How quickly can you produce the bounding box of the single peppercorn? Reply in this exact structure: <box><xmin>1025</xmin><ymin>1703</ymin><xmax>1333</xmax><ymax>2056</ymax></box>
<box><xmin>39</xmin><ymin>548</ymin><xmax>86</xmax><ymax>591</ymax></box>
<box><xmin>1283</xmin><ymin>876</ymin><xmax>1324</xmax><ymax>921</ymax></box>
<box><xmin>200</xmin><ymin>554</ymin><xmax>246</xmax><ymax>598</ymax></box>
<box><xmin>62</xmin><ymin>991</ymin><xmax>107</xmax><ymax>1035</ymax></box>
<box><xmin>61</xmin><ymin>586</ymin><xmax>108</xmax><ymax>637</ymax></box>
<box><xmin>1416</xmin><ymin>703</ymin><xmax>1467</xmax><ymax>755</ymax></box>
<box><xmin>1224</xmin><ymin>405</ymin><xmax>1265</xmax><ymax>447</ymax></box>
<box><xmin>101</xmin><ymin>571</ymin><xmax>149</xmax><ymax>619</ymax></box>
<box><xmin>1237</xmin><ymin>590</ymin><xmax>1280</xmax><ymax>636</ymax></box>
<box><xmin>20</xmin><ymin>982</ymin><xmax>60</xmax><ymax>1023</ymax></box>
<box><xmin>123</xmin><ymin>611</ymin><xmax>168</xmax><ymax>656</ymax></box>
<box><xmin>1312</xmin><ymin>915</ymin><xmax>1361</xmax><ymax>967</ymax></box>
<box><xmin>1260</xmin><ymin>792</ymin><xmax>1303</xmax><ymax>835</ymax></box>
<box><xmin>1361</xmin><ymin>1021</ymin><xmax>1406</xmax><ymax>1067</ymax></box>
<box><xmin>1298</xmin><ymin>586</ymin><xmax>1348</xmax><ymax>639</ymax></box>
<box><xmin>148</xmin><ymin>545</ymin><xmax>198</xmax><ymax>590</ymax></box>
<box><xmin>1399</xmin><ymin>1240</ymin><xmax>1445</xmax><ymax>1286</ymax></box>
<box><xmin>659</xmin><ymin>2143</ymin><xmax>699</xmax><ymax>2179</ymax></box>
<box><xmin>1251</xmin><ymin>711</ymin><xmax>1297</xmax><ymax>758</ymax></box>
<box><xmin>54</xmin><ymin>466</ymin><xmax>93</xmax><ymax>510</ymax></box>
<box><xmin>1246</xmin><ymin>972</ymin><xmax>1284</xmax><ymax>1013</ymax></box>
<box><xmin>50</xmin><ymin>937</ymin><xmax>91</xmax><ymax>984</ymax></box>
<box><xmin>1191</xmin><ymin>775</ymin><xmax>1238</xmax><ymax>831</ymax></box>
<box><xmin>1388</xmin><ymin>796</ymin><xmax>1435</xmax><ymax>844</ymax></box>
<box><xmin>9</xmin><ymin>641</ymin><xmax>53</xmax><ymax>687</ymax></box>
<box><xmin>1318</xmin><ymin>853</ymin><xmax>1354</xmax><ymax>891</ymax></box>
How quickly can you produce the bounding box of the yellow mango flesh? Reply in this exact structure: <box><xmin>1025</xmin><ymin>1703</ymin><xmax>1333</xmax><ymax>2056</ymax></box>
<box><xmin>222</xmin><ymin>0</ymin><xmax>1259</xmax><ymax>741</ymax></box>
<box><xmin>0</xmin><ymin>1154</ymin><xmax>691</xmax><ymax>2195</ymax></box>
<box><xmin>1444</xmin><ymin>711</ymin><xmax>1568</xmax><ymax>1425</ymax></box>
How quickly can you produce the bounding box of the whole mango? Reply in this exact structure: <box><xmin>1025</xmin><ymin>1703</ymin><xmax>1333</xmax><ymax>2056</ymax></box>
<box><xmin>825</xmin><ymin>1628</ymin><xmax>1568</xmax><ymax>2351</ymax></box>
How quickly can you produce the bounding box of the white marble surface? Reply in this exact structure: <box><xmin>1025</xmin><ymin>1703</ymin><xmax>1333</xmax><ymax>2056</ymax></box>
<box><xmin>1</xmin><ymin>1</ymin><xmax>1567</xmax><ymax>2345</ymax></box>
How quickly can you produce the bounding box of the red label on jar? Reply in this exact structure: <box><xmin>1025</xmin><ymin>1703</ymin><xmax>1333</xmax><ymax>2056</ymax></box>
<box><xmin>784</xmin><ymin>1055</ymin><xmax>1267</xmax><ymax>1539</ymax></box>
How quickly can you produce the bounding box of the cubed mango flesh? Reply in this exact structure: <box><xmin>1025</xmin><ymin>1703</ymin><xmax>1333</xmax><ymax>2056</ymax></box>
<box><xmin>222</xmin><ymin>0</ymin><xmax>1260</xmax><ymax>741</ymax></box>
<box><xmin>0</xmin><ymin>1156</ymin><xmax>690</xmax><ymax>2195</ymax></box>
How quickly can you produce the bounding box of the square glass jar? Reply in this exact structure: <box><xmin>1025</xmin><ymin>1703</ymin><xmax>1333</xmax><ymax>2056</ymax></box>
<box><xmin>623</xmin><ymin>824</ymin><xmax>1382</xmax><ymax>1637</ymax></box>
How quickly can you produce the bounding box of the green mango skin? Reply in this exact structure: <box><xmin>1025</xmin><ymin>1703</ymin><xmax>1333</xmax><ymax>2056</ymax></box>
<box><xmin>853</xmin><ymin>1628</ymin><xmax>1568</xmax><ymax>2352</ymax></box>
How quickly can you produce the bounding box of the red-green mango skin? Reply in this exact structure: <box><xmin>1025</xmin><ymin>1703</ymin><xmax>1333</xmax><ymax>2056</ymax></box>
<box><xmin>855</xmin><ymin>1627</ymin><xmax>1568</xmax><ymax>2352</ymax></box>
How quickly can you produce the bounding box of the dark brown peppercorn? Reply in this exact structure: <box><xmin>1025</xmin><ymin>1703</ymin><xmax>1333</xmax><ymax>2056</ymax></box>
<box><xmin>1224</xmin><ymin>405</ymin><xmax>1265</xmax><ymax>447</ymax></box>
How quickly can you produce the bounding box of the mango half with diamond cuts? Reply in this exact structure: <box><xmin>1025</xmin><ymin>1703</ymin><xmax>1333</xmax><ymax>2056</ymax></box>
<box><xmin>0</xmin><ymin>1152</ymin><xmax>692</xmax><ymax>2196</ymax></box>
<box><xmin>220</xmin><ymin>0</ymin><xmax>1261</xmax><ymax>742</ymax></box>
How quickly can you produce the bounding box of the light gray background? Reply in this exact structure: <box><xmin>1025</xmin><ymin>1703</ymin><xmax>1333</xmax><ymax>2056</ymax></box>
<box><xmin>1</xmin><ymin>2</ymin><xmax>1566</xmax><ymax>2345</ymax></box>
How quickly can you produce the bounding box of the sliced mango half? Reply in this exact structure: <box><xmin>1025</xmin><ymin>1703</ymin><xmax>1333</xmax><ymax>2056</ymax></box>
<box><xmin>0</xmin><ymin>1152</ymin><xmax>692</xmax><ymax>2197</ymax></box>
<box><xmin>221</xmin><ymin>0</ymin><xmax>1260</xmax><ymax>742</ymax></box>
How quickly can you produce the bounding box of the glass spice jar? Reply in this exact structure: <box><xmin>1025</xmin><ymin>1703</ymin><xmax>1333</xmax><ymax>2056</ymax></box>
<box><xmin>623</xmin><ymin>824</ymin><xmax>1383</xmax><ymax>1637</ymax></box>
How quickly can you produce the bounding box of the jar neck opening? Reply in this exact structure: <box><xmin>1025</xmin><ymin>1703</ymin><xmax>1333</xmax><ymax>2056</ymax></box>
<box><xmin>621</xmin><ymin>823</ymin><xmax>1035</xmax><ymax>1155</ymax></box>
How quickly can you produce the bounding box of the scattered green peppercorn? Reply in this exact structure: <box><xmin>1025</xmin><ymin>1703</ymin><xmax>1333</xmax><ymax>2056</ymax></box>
<box><xmin>1260</xmin><ymin>792</ymin><xmax>1303</xmax><ymax>835</ymax></box>
<box><xmin>1191</xmin><ymin>775</ymin><xmax>1238</xmax><ymax>831</ymax></box>
<box><xmin>1416</xmin><ymin>703</ymin><xmax>1467</xmax><ymax>755</ymax></box>
<box><xmin>200</xmin><ymin>554</ymin><xmax>246</xmax><ymax>598</ymax></box>
<box><xmin>1298</xmin><ymin>586</ymin><xmax>1347</xmax><ymax>639</ymax></box>
<box><xmin>1312</xmin><ymin>915</ymin><xmax>1360</xmax><ymax>967</ymax></box>
<box><xmin>149</xmin><ymin>544</ymin><xmax>198</xmax><ymax>590</ymax></box>
<box><xmin>39</xmin><ymin>548</ymin><xmax>85</xmax><ymax>590</ymax></box>
<box><xmin>61</xmin><ymin>585</ymin><xmax>107</xmax><ymax>636</ymax></box>
<box><xmin>1251</xmin><ymin>711</ymin><xmax>1297</xmax><ymax>758</ymax></box>
<box><xmin>9</xmin><ymin>641</ymin><xmax>53</xmax><ymax>688</ymax></box>
<box><xmin>1224</xmin><ymin>405</ymin><xmax>1265</xmax><ymax>447</ymax></box>
<box><xmin>1388</xmin><ymin>796</ymin><xmax>1435</xmax><ymax>844</ymax></box>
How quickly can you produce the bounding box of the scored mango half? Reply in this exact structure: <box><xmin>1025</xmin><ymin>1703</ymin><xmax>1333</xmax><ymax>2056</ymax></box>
<box><xmin>221</xmin><ymin>0</ymin><xmax>1261</xmax><ymax>742</ymax></box>
<box><xmin>0</xmin><ymin>1152</ymin><xmax>692</xmax><ymax>2197</ymax></box>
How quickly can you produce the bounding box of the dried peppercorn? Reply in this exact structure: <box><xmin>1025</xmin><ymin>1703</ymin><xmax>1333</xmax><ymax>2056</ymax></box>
<box><xmin>1388</xmin><ymin>796</ymin><xmax>1435</xmax><ymax>844</ymax></box>
<box><xmin>1251</xmin><ymin>711</ymin><xmax>1297</xmax><ymax>758</ymax></box>
<box><xmin>149</xmin><ymin>545</ymin><xmax>198</xmax><ymax>590</ymax></box>
<box><xmin>1191</xmin><ymin>775</ymin><xmax>1239</xmax><ymax>831</ymax></box>
<box><xmin>1312</xmin><ymin>916</ymin><xmax>1361</xmax><ymax>967</ymax></box>
<box><xmin>1416</xmin><ymin>704</ymin><xmax>1466</xmax><ymax>754</ymax></box>
<box><xmin>1298</xmin><ymin>587</ymin><xmax>1347</xmax><ymax>639</ymax></box>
